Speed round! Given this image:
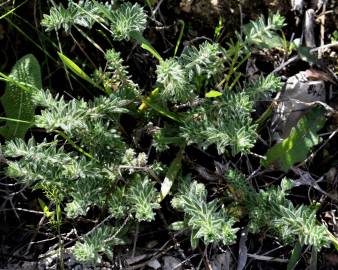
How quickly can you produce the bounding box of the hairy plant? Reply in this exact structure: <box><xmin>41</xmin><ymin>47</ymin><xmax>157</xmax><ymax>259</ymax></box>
<box><xmin>245</xmin><ymin>73</ymin><xmax>282</xmax><ymax>100</ymax></box>
<box><xmin>156</xmin><ymin>58</ymin><xmax>192</xmax><ymax>103</ymax></box>
<box><xmin>41</xmin><ymin>0</ymin><xmax>104</xmax><ymax>32</ymax></box>
<box><xmin>0</xmin><ymin>54</ymin><xmax>41</xmax><ymax>140</ymax></box>
<box><xmin>127</xmin><ymin>176</ymin><xmax>160</xmax><ymax>222</ymax></box>
<box><xmin>225</xmin><ymin>170</ymin><xmax>331</xmax><ymax>251</ymax></box>
<box><xmin>180</xmin><ymin>41</ymin><xmax>225</xmax><ymax>89</ymax></box>
<box><xmin>152</xmin><ymin>32</ymin><xmax>282</xmax><ymax>155</ymax></box>
<box><xmin>171</xmin><ymin>177</ymin><xmax>238</xmax><ymax>248</ymax></box>
<box><xmin>41</xmin><ymin>0</ymin><xmax>147</xmax><ymax>42</ymax></box>
<box><xmin>180</xmin><ymin>92</ymin><xmax>257</xmax><ymax>155</ymax></box>
<box><xmin>240</xmin><ymin>13</ymin><xmax>286</xmax><ymax>49</ymax></box>
<box><xmin>155</xmin><ymin>41</ymin><xmax>225</xmax><ymax>103</ymax></box>
<box><xmin>5</xmin><ymin>6</ymin><xmax>330</xmax><ymax>268</ymax></box>
<box><xmin>107</xmin><ymin>2</ymin><xmax>147</xmax><ymax>41</ymax></box>
<box><xmin>2</xmin><ymin>87</ymin><xmax>162</xmax><ymax>264</ymax></box>
<box><xmin>73</xmin><ymin>225</ymin><xmax>125</xmax><ymax>264</ymax></box>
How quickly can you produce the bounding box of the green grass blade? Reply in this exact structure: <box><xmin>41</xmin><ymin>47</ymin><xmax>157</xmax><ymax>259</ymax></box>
<box><xmin>287</xmin><ymin>241</ymin><xmax>303</xmax><ymax>270</ymax></box>
<box><xmin>174</xmin><ymin>20</ymin><xmax>185</xmax><ymax>56</ymax></box>
<box><xmin>5</xmin><ymin>18</ymin><xmax>56</xmax><ymax>62</ymax></box>
<box><xmin>0</xmin><ymin>116</ymin><xmax>32</xmax><ymax>124</ymax></box>
<box><xmin>131</xmin><ymin>31</ymin><xmax>163</xmax><ymax>62</ymax></box>
<box><xmin>57</xmin><ymin>52</ymin><xmax>106</xmax><ymax>93</ymax></box>
<box><xmin>0</xmin><ymin>0</ymin><xmax>28</xmax><ymax>20</ymax></box>
<box><xmin>141</xmin><ymin>96</ymin><xmax>183</xmax><ymax>123</ymax></box>
<box><xmin>159</xmin><ymin>145</ymin><xmax>185</xmax><ymax>202</ymax></box>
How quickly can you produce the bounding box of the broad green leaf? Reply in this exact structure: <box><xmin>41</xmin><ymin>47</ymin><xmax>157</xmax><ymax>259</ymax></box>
<box><xmin>333</xmin><ymin>241</ymin><xmax>338</xmax><ymax>252</ymax></box>
<box><xmin>130</xmin><ymin>31</ymin><xmax>163</xmax><ymax>62</ymax></box>
<box><xmin>287</xmin><ymin>241</ymin><xmax>303</xmax><ymax>270</ymax></box>
<box><xmin>169</xmin><ymin>221</ymin><xmax>186</xmax><ymax>231</ymax></box>
<box><xmin>142</xmin><ymin>98</ymin><xmax>182</xmax><ymax>122</ymax></box>
<box><xmin>298</xmin><ymin>46</ymin><xmax>316</xmax><ymax>64</ymax></box>
<box><xmin>0</xmin><ymin>54</ymin><xmax>41</xmax><ymax>139</ymax></box>
<box><xmin>158</xmin><ymin>145</ymin><xmax>184</xmax><ymax>202</ymax></box>
<box><xmin>205</xmin><ymin>90</ymin><xmax>223</xmax><ymax>98</ymax></box>
<box><xmin>141</xmin><ymin>89</ymin><xmax>183</xmax><ymax>123</ymax></box>
<box><xmin>38</xmin><ymin>198</ymin><xmax>54</xmax><ymax>219</ymax></box>
<box><xmin>190</xmin><ymin>230</ymin><xmax>199</xmax><ymax>249</ymax></box>
<box><xmin>57</xmin><ymin>52</ymin><xmax>105</xmax><ymax>92</ymax></box>
<box><xmin>138</xmin><ymin>87</ymin><xmax>159</xmax><ymax>112</ymax></box>
<box><xmin>261</xmin><ymin>107</ymin><xmax>326</xmax><ymax>172</ymax></box>
<box><xmin>328</xmin><ymin>232</ymin><xmax>338</xmax><ymax>251</ymax></box>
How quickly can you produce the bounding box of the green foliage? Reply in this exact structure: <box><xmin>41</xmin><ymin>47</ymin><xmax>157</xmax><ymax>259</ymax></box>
<box><xmin>41</xmin><ymin>1</ymin><xmax>147</xmax><ymax>42</ymax></box>
<box><xmin>155</xmin><ymin>41</ymin><xmax>225</xmax><ymax>103</ymax></box>
<box><xmin>225</xmin><ymin>169</ymin><xmax>253</xmax><ymax>202</ymax></box>
<box><xmin>58</xmin><ymin>52</ymin><xmax>104</xmax><ymax>92</ymax></box>
<box><xmin>276</xmin><ymin>204</ymin><xmax>330</xmax><ymax>251</ymax></box>
<box><xmin>205</xmin><ymin>90</ymin><xmax>223</xmax><ymax>98</ymax></box>
<box><xmin>73</xmin><ymin>225</ymin><xmax>125</xmax><ymax>265</ymax></box>
<box><xmin>127</xmin><ymin>176</ymin><xmax>160</xmax><ymax>222</ymax></box>
<box><xmin>152</xmin><ymin>125</ymin><xmax>185</xmax><ymax>152</ymax></box>
<box><xmin>245</xmin><ymin>74</ymin><xmax>282</xmax><ymax>100</ymax></box>
<box><xmin>41</xmin><ymin>2</ymin><xmax>286</xmax><ymax>159</ymax></box>
<box><xmin>4</xmin><ymin>137</ymin><xmax>113</xmax><ymax>207</ymax></box>
<box><xmin>171</xmin><ymin>178</ymin><xmax>238</xmax><ymax>248</ymax></box>
<box><xmin>250</xmin><ymin>180</ymin><xmax>330</xmax><ymax>251</ymax></box>
<box><xmin>5</xmin><ymin>78</ymin><xmax>162</xmax><ymax>226</ymax></box>
<box><xmin>180</xmin><ymin>42</ymin><xmax>225</xmax><ymax>89</ymax></box>
<box><xmin>41</xmin><ymin>0</ymin><xmax>104</xmax><ymax>32</ymax></box>
<box><xmin>225</xmin><ymin>171</ymin><xmax>331</xmax><ymax>251</ymax></box>
<box><xmin>6</xmin><ymin>6</ymin><xmax>332</xmax><ymax>267</ymax></box>
<box><xmin>262</xmin><ymin>107</ymin><xmax>327</xmax><ymax>171</ymax></box>
<box><xmin>2</xmin><ymin>86</ymin><xmax>162</xmax><ymax>261</ymax></box>
<box><xmin>34</xmin><ymin>88</ymin><xmax>126</xmax><ymax>135</ymax></box>
<box><xmin>330</xmin><ymin>30</ymin><xmax>338</xmax><ymax>43</ymax></box>
<box><xmin>104</xmin><ymin>49</ymin><xmax>134</xmax><ymax>88</ymax></box>
<box><xmin>0</xmin><ymin>54</ymin><xmax>41</xmax><ymax>140</ymax></box>
<box><xmin>156</xmin><ymin>58</ymin><xmax>192</xmax><ymax>103</ymax></box>
<box><xmin>180</xmin><ymin>92</ymin><xmax>257</xmax><ymax>155</ymax></box>
<box><xmin>154</xmin><ymin>39</ymin><xmax>282</xmax><ymax>155</ymax></box>
<box><xmin>108</xmin><ymin>3</ymin><xmax>147</xmax><ymax>41</ymax></box>
<box><xmin>287</xmin><ymin>242</ymin><xmax>303</xmax><ymax>270</ymax></box>
<box><xmin>93</xmin><ymin>48</ymin><xmax>140</xmax><ymax>98</ymax></box>
<box><xmin>241</xmin><ymin>13</ymin><xmax>286</xmax><ymax>49</ymax></box>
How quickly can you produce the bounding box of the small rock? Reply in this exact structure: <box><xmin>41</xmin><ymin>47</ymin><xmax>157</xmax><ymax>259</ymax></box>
<box><xmin>271</xmin><ymin>70</ymin><xmax>327</xmax><ymax>140</ymax></box>
<box><xmin>147</xmin><ymin>259</ymin><xmax>161</xmax><ymax>269</ymax></box>
<box><xmin>163</xmin><ymin>256</ymin><xmax>182</xmax><ymax>270</ymax></box>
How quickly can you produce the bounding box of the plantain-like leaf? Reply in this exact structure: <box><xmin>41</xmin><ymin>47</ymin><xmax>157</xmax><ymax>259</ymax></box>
<box><xmin>0</xmin><ymin>54</ymin><xmax>41</xmax><ymax>139</ymax></box>
<box><xmin>261</xmin><ymin>107</ymin><xmax>326</xmax><ymax>172</ymax></box>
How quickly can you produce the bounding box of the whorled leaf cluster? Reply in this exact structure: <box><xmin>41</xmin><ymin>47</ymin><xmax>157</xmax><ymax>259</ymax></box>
<box><xmin>225</xmin><ymin>170</ymin><xmax>331</xmax><ymax>251</ymax></box>
<box><xmin>171</xmin><ymin>177</ymin><xmax>238</xmax><ymax>248</ymax></box>
<box><xmin>41</xmin><ymin>0</ymin><xmax>147</xmax><ymax>42</ymax></box>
